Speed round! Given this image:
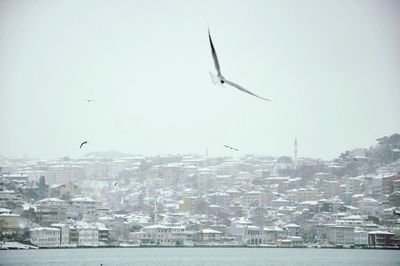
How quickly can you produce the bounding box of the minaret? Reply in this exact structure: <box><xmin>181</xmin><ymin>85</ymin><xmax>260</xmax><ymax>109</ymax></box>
<box><xmin>154</xmin><ymin>198</ymin><xmax>157</xmax><ymax>225</ymax></box>
<box><xmin>294</xmin><ymin>137</ymin><xmax>298</xmax><ymax>165</ymax></box>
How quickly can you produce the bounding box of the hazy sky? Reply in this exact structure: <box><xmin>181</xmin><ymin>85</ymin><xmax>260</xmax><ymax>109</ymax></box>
<box><xmin>1</xmin><ymin>0</ymin><xmax>399</xmax><ymax>160</ymax></box>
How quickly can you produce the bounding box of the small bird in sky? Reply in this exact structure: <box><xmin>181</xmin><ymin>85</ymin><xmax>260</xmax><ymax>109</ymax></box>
<box><xmin>352</xmin><ymin>157</ymin><xmax>358</xmax><ymax>161</ymax></box>
<box><xmin>224</xmin><ymin>145</ymin><xmax>239</xmax><ymax>152</ymax></box>
<box><xmin>114</xmin><ymin>182</ymin><xmax>118</xmax><ymax>186</ymax></box>
<box><xmin>85</xmin><ymin>99</ymin><xmax>95</xmax><ymax>103</ymax></box>
<box><xmin>208</xmin><ymin>29</ymin><xmax>270</xmax><ymax>102</ymax></box>
<box><xmin>394</xmin><ymin>209</ymin><xmax>400</xmax><ymax>217</ymax></box>
<box><xmin>80</xmin><ymin>141</ymin><xmax>88</xmax><ymax>149</ymax></box>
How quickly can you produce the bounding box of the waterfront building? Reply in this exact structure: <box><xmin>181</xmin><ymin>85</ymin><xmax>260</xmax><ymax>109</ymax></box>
<box><xmin>368</xmin><ymin>231</ymin><xmax>395</xmax><ymax>246</ymax></box>
<box><xmin>326</xmin><ymin>225</ymin><xmax>355</xmax><ymax>245</ymax></box>
<box><xmin>69</xmin><ymin>221</ymin><xmax>99</xmax><ymax>247</ymax></box>
<box><xmin>354</xmin><ymin>228</ymin><xmax>369</xmax><ymax>246</ymax></box>
<box><xmin>284</xmin><ymin>224</ymin><xmax>302</xmax><ymax>237</ymax></box>
<box><xmin>195</xmin><ymin>228</ymin><xmax>223</xmax><ymax>243</ymax></box>
<box><xmin>50</xmin><ymin>223</ymin><xmax>70</xmax><ymax>246</ymax></box>
<box><xmin>30</xmin><ymin>227</ymin><xmax>60</xmax><ymax>247</ymax></box>
<box><xmin>131</xmin><ymin>224</ymin><xmax>187</xmax><ymax>246</ymax></box>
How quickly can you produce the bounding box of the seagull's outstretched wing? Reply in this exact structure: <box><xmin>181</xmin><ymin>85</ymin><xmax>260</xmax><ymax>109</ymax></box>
<box><xmin>223</xmin><ymin>78</ymin><xmax>271</xmax><ymax>102</ymax></box>
<box><xmin>208</xmin><ymin>29</ymin><xmax>222</xmax><ymax>76</ymax></box>
<box><xmin>80</xmin><ymin>141</ymin><xmax>88</xmax><ymax>149</ymax></box>
<box><xmin>224</xmin><ymin>145</ymin><xmax>239</xmax><ymax>152</ymax></box>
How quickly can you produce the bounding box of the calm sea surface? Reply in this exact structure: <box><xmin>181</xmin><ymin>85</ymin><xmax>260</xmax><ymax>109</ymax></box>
<box><xmin>0</xmin><ymin>248</ymin><xmax>399</xmax><ymax>266</ymax></box>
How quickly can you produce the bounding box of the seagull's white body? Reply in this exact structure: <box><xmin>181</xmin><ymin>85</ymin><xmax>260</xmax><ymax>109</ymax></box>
<box><xmin>208</xmin><ymin>29</ymin><xmax>270</xmax><ymax>102</ymax></box>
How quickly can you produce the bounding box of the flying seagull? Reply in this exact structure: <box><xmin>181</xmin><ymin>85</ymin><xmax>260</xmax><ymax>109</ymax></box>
<box><xmin>85</xmin><ymin>99</ymin><xmax>95</xmax><ymax>103</ymax></box>
<box><xmin>208</xmin><ymin>29</ymin><xmax>270</xmax><ymax>102</ymax></box>
<box><xmin>224</xmin><ymin>145</ymin><xmax>239</xmax><ymax>152</ymax></box>
<box><xmin>80</xmin><ymin>141</ymin><xmax>88</xmax><ymax>149</ymax></box>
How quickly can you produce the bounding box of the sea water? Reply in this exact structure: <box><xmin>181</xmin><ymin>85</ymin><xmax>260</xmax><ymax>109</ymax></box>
<box><xmin>0</xmin><ymin>248</ymin><xmax>399</xmax><ymax>266</ymax></box>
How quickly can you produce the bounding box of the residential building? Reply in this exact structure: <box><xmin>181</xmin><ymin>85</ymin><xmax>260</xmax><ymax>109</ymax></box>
<box><xmin>35</xmin><ymin>198</ymin><xmax>67</xmax><ymax>226</ymax></box>
<box><xmin>70</xmin><ymin>221</ymin><xmax>99</xmax><ymax>247</ymax></box>
<box><xmin>50</xmin><ymin>223</ymin><xmax>70</xmax><ymax>246</ymax></box>
<box><xmin>278</xmin><ymin>236</ymin><xmax>304</xmax><ymax>247</ymax></box>
<box><xmin>354</xmin><ymin>229</ymin><xmax>368</xmax><ymax>246</ymax></box>
<box><xmin>131</xmin><ymin>224</ymin><xmax>187</xmax><ymax>246</ymax></box>
<box><xmin>30</xmin><ymin>227</ymin><xmax>60</xmax><ymax>247</ymax></box>
<box><xmin>95</xmin><ymin>223</ymin><xmax>110</xmax><ymax>244</ymax></box>
<box><xmin>326</xmin><ymin>225</ymin><xmax>355</xmax><ymax>245</ymax></box>
<box><xmin>284</xmin><ymin>224</ymin><xmax>301</xmax><ymax>237</ymax></box>
<box><xmin>0</xmin><ymin>213</ymin><xmax>20</xmax><ymax>233</ymax></box>
<box><xmin>195</xmin><ymin>228</ymin><xmax>223</xmax><ymax>243</ymax></box>
<box><xmin>71</xmin><ymin>196</ymin><xmax>97</xmax><ymax>220</ymax></box>
<box><xmin>388</xmin><ymin>191</ymin><xmax>400</xmax><ymax>207</ymax></box>
<box><xmin>0</xmin><ymin>190</ymin><xmax>21</xmax><ymax>208</ymax></box>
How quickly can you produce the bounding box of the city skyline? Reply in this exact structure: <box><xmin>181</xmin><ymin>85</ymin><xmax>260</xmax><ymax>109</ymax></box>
<box><xmin>1</xmin><ymin>0</ymin><xmax>399</xmax><ymax>160</ymax></box>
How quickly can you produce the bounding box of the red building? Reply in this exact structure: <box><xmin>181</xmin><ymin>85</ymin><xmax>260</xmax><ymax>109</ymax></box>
<box><xmin>368</xmin><ymin>231</ymin><xmax>394</xmax><ymax>246</ymax></box>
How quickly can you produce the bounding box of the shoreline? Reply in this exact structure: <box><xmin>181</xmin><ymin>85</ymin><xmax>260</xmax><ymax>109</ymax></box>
<box><xmin>2</xmin><ymin>244</ymin><xmax>399</xmax><ymax>251</ymax></box>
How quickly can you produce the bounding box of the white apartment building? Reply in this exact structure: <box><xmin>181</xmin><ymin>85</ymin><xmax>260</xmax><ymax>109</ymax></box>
<box><xmin>195</xmin><ymin>228</ymin><xmax>223</xmax><ymax>243</ymax></box>
<box><xmin>284</xmin><ymin>224</ymin><xmax>302</xmax><ymax>237</ymax></box>
<box><xmin>131</xmin><ymin>224</ymin><xmax>187</xmax><ymax>246</ymax></box>
<box><xmin>70</xmin><ymin>221</ymin><xmax>99</xmax><ymax>247</ymax></box>
<box><xmin>0</xmin><ymin>190</ymin><xmax>21</xmax><ymax>208</ymax></box>
<box><xmin>35</xmin><ymin>198</ymin><xmax>67</xmax><ymax>226</ymax></box>
<box><xmin>354</xmin><ymin>228</ymin><xmax>369</xmax><ymax>246</ymax></box>
<box><xmin>229</xmin><ymin>217</ymin><xmax>252</xmax><ymax>241</ymax></box>
<box><xmin>345</xmin><ymin>177</ymin><xmax>364</xmax><ymax>194</ymax></box>
<box><xmin>158</xmin><ymin>163</ymin><xmax>184</xmax><ymax>187</ymax></box>
<box><xmin>326</xmin><ymin>225</ymin><xmax>355</xmax><ymax>245</ymax></box>
<box><xmin>364</xmin><ymin>176</ymin><xmax>383</xmax><ymax>200</ymax></box>
<box><xmin>0</xmin><ymin>213</ymin><xmax>20</xmax><ymax>233</ymax></box>
<box><xmin>287</xmin><ymin>188</ymin><xmax>320</xmax><ymax>202</ymax></box>
<box><xmin>352</xmin><ymin>197</ymin><xmax>380</xmax><ymax>216</ymax></box>
<box><xmin>243</xmin><ymin>191</ymin><xmax>263</xmax><ymax>207</ymax></box>
<box><xmin>197</xmin><ymin>168</ymin><xmax>215</xmax><ymax>192</ymax></box>
<box><xmin>50</xmin><ymin>223</ymin><xmax>70</xmax><ymax>246</ymax></box>
<box><xmin>108</xmin><ymin>159</ymin><xmax>129</xmax><ymax>178</ymax></box>
<box><xmin>30</xmin><ymin>227</ymin><xmax>60</xmax><ymax>247</ymax></box>
<box><xmin>71</xmin><ymin>196</ymin><xmax>97</xmax><ymax>220</ymax></box>
<box><xmin>229</xmin><ymin>218</ymin><xmax>280</xmax><ymax>246</ymax></box>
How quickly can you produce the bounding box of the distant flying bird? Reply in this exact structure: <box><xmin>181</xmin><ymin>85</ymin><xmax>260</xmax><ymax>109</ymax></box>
<box><xmin>114</xmin><ymin>182</ymin><xmax>118</xmax><ymax>186</ymax></box>
<box><xmin>224</xmin><ymin>145</ymin><xmax>239</xmax><ymax>152</ymax></box>
<box><xmin>352</xmin><ymin>157</ymin><xmax>358</xmax><ymax>161</ymax></box>
<box><xmin>80</xmin><ymin>141</ymin><xmax>88</xmax><ymax>149</ymax></box>
<box><xmin>208</xmin><ymin>29</ymin><xmax>270</xmax><ymax>102</ymax></box>
<box><xmin>85</xmin><ymin>99</ymin><xmax>95</xmax><ymax>103</ymax></box>
<box><xmin>394</xmin><ymin>209</ymin><xmax>400</xmax><ymax>217</ymax></box>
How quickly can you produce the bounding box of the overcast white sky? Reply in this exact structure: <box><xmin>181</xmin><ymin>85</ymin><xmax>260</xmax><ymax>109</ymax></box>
<box><xmin>0</xmin><ymin>0</ymin><xmax>399</xmax><ymax>160</ymax></box>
